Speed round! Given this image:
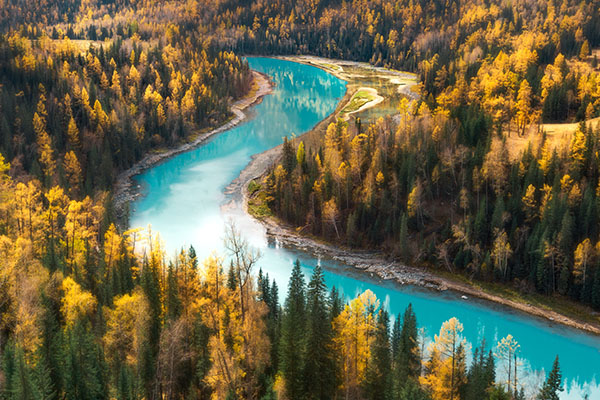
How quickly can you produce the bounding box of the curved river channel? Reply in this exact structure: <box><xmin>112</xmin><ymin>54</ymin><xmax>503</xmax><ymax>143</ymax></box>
<box><xmin>130</xmin><ymin>57</ymin><xmax>599</xmax><ymax>398</ymax></box>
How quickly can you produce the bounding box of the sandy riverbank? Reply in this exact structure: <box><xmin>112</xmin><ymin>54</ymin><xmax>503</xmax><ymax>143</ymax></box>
<box><xmin>113</xmin><ymin>71</ymin><xmax>274</xmax><ymax>227</ymax></box>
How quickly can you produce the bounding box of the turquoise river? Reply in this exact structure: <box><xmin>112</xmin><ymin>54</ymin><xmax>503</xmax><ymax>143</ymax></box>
<box><xmin>130</xmin><ymin>57</ymin><xmax>600</xmax><ymax>398</ymax></box>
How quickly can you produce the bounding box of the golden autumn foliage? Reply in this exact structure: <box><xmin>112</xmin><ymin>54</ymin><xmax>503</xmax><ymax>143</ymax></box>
<box><xmin>420</xmin><ymin>317</ymin><xmax>467</xmax><ymax>400</ymax></box>
<box><xmin>197</xmin><ymin>254</ymin><xmax>270</xmax><ymax>400</ymax></box>
<box><xmin>103</xmin><ymin>289</ymin><xmax>150</xmax><ymax>367</ymax></box>
<box><xmin>61</xmin><ymin>276</ymin><xmax>97</xmax><ymax>326</ymax></box>
<box><xmin>333</xmin><ymin>290</ymin><xmax>379</xmax><ymax>397</ymax></box>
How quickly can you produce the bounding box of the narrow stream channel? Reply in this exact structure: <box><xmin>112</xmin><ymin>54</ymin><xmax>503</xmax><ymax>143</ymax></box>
<box><xmin>130</xmin><ymin>57</ymin><xmax>600</xmax><ymax>398</ymax></box>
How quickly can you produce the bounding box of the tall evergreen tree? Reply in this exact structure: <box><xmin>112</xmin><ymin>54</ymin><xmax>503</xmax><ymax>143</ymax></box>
<box><xmin>165</xmin><ymin>262</ymin><xmax>182</xmax><ymax>321</ymax></box>
<box><xmin>364</xmin><ymin>309</ymin><xmax>392</xmax><ymax>400</ymax></box>
<box><xmin>303</xmin><ymin>265</ymin><xmax>336</xmax><ymax>400</ymax></box>
<box><xmin>537</xmin><ymin>356</ymin><xmax>563</xmax><ymax>400</ymax></box>
<box><xmin>329</xmin><ymin>286</ymin><xmax>343</xmax><ymax>320</ymax></box>
<box><xmin>139</xmin><ymin>258</ymin><xmax>161</xmax><ymax>398</ymax></box>
<box><xmin>11</xmin><ymin>347</ymin><xmax>37</xmax><ymax>400</ymax></box>
<box><xmin>63</xmin><ymin>322</ymin><xmax>107</xmax><ymax>400</ymax></box>
<box><xmin>279</xmin><ymin>260</ymin><xmax>306</xmax><ymax>399</ymax></box>
<box><xmin>394</xmin><ymin>303</ymin><xmax>420</xmax><ymax>387</ymax></box>
<box><xmin>464</xmin><ymin>340</ymin><xmax>495</xmax><ymax>400</ymax></box>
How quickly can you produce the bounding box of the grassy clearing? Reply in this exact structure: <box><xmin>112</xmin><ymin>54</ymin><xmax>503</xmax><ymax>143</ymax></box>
<box><xmin>542</xmin><ymin>116</ymin><xmax>600</xmax><ymax>136</ymax></box>
<box><xmin>505</xmin><ymin>117</ymin><xmax>600</xmax><ymax>160</ymax></box>
<box><xmin>319</xmin><ymin>62</ymin><xmax>343</xmax><ymax>71</ymax></box>
<box><xmin>247</xmin><ymin>180</ymin><xmax>273</xmax><ymax>219</ymax></box>
<box><xmin>342</xmin><ymin>89</ymin><xmax>376</xmax><ymax>113</ymax></box>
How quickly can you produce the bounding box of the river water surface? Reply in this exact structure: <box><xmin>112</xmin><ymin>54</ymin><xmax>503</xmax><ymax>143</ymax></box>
<box><xmin>130</xmin><ymin>57</ymin><xmax>599</xmax><ymax>398</ymax></box>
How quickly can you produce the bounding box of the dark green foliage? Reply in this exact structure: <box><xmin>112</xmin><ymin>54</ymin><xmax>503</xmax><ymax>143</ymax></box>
<box><xmin>364</xmin><ymin>310</ymin><xmax>392</xmax><ymax>400</ymax></box>
<box><xmin>396</xmin><ymin>379</ymin><xmax>431</xmax><ymax>400</ymax></box>
<box><xmin>165</xmin><ymin>263</ymin><xmax>182</xmax><ymax>321</ymax></box>
<box><xmin>537</xmin><ymin>356</ymin><xmax>563</xmax><ymax>400</ymax></box>
<box><xmin>487</xmin><ymin>385</ymin><xmax>512</xmax><ymax>400</ymax></box>
<box><xmin>329</xmin><ymin>286</ymin><xmax>343</xmax><ymax>320</ymax></box>
<box><xmin>139</xmin><ymin>259</ymin><xmax>161</xmax><ymax>398</ymax></box>
<box><xmin>302</xmin><ymin>265</ymin><xmax>336</xmax><ymax>400</ymax></box>
<box><xmin>393</xmin><ymin>304</ymin><xmax>420</xmax><ymax>386</ymax></box>
<box><xmin>464</xmin><ymin>341</ymin><xmax>495</xmax><ymax>400</ymax></box>
<box><xmin>279</xmin><ymin>260</ymin><xmax>306</xmax><ymax>399</ymax></box>
<box><xmin>63</xmin><ymin>322</ymin><xmax>107</xmax><ymax>400</ymax></box>
<box><xmin>282</xmin><ymin>137</ymin><xmax>297</xmax><ymax>175</ymax></box>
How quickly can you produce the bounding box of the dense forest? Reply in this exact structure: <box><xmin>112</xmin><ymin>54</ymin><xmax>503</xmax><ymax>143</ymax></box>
<box><xmin>201</xmin><ymin>0</ymin><xmax>600</xmax><ymax>124</ymax></box>
<box><xmin>265</xmin><ymin>114</ymin><xmax>600</xmax><ymax>309</ymax></box>
<box><xmin>254</xmin><ymin>0</ymin><xmax>600</xmax><ymax>312</ymax></box>
<box><xmin>0</xmin><ymin>0</ymin><xmax>596</xmax><ymax>399</ymax></box>
<box><xmin>0</xmin><ymin>156</ymin><xmax>564</xmax><ymax>398</ymax></box>
<box><xmin>0</xmin><ymin>1</ymin><xmax>252</xmax><ymax>194</ymax></box>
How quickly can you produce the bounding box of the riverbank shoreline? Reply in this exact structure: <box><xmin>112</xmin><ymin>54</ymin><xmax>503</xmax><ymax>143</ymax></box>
<box><xmin>236</xmin><ymin>149</ymin><xmax>600</xmax><ymax>335</ymax></box>
<box><xmin>113</xmin><ymin>70</ymin><xmax>274</xmax><ymax>227</ymax></box>
<box><xmin>228</xmin><ymin>63</ymin><xmax>600</xmax><ymax>337</ymax></box>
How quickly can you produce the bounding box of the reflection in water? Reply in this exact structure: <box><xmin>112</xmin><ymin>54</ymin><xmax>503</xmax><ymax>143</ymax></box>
<box><xmin>131</xmin><ymin>57</ymin><xmax>599</xmax><ymax>399</ymax></box>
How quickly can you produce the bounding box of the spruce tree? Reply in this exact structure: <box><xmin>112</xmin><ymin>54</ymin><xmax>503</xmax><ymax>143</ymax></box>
<box><xmin>364</xmin><ymin>309</ymin><xmax>392</xmax><ymax>400</ymax></box>
<box><xmin>282</xmin><ymin>136</ymin><xmax>297</xmax><ymax>174</ymax></box>
<box><xmin>537</xmin><ymin>356</ymin><xmax>563</xmax><ymax>400</ymax></box>
<box><xmin>396</xmin><ymin>379</ymin><xmax>431</xmax><ymax>400</ymax></box>
<box><xmin>140</xmin><ymin>258</ymin><xmax>161</xmax><ymax>398</ymax></box>
<box><xmin>391</xmin><ymin>317</ymin><xmax>401</xmax><ymax>364</ymax></box>
<box><xmin>63</xmin><ymin>322</ymin><xmax>107</xmax><ymax>400</ymax></box>
<box><xmin>11</xmin><ymin>348</ymin><xmax>37</xmax><ymax>400</ymax></box>
<box><xmin>329</xmin><ymin>286</ymin><xmax>343</xmax><ymax>320</ymax></box>
<box><xmin>34</xmin><ymin>352</ymin><xmax>56</xmax><ymax>400</ymax></box>
<box><xmin>279</xmin><ymin>260</ymin><xmax>306</xmax><ymax>399</ymax></box>
<box><xmin>303</xmin><ymin>265</ymin><xmax>336</xmax><ymax>400</ymax></box>
<box><xmin>39</xmin><ymin>291</ymin><xmax>64</xmax><ymax>397</ymax></box>
<box><xmin>394</xmin><ymin>303</ymin><xmax>420</xmax><ymax>386</ymax></box>
<box><xmin>165</xmin><ymin>263</ymin><xmax>181</xmax><ymax>321</ymax></box>
<box><xmin>464</xmin><ymin>341</ymin><xmax>495</xmax><ymax>400</ymax></box>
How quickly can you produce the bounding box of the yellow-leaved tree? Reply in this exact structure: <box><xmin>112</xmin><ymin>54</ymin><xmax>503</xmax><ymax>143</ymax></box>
<box><xmin>333</xmin><ymin>289</ymin><xmax>379</xmax><ymax>399</ymax></box>
<box><xmin>61</xmin><ymin>276</ymin><xmax>97</xmax><ymax>327</ymax></box>
<box><xmin>573</xmin><ymin>238</ymin><xmax>594</xmax><ymax>286</ymax></box>
<box><xmin>199</xmin><ymin>240</ymin><xmax>269</xmax><ymax>399</ymax></box>
<box><xmin>420</xmin><ymin>317</ymin><xmax>467</xmax><ymax>400</ymax></box>
<box><xmin>103</xmin><ymin>289</ymin><xmax>150</xmax><ymax>368</ymax></box>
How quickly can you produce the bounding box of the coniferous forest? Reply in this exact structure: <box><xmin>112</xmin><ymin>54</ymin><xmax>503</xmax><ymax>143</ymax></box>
<box><xmin>0</xmin><ymin>0</ymin><xmax>598</xmax><ymax>399</ymax></box>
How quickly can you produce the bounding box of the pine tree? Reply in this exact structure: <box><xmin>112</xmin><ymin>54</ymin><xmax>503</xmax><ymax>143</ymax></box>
<box><xmin>34</xmin><ymin>350</ymin><xmax>56</xmax><ymax>400</ymax></box>
<box><xmin>279</xmin><ymin>259</ymin><xmax>306</xmax><ymax>399</ymax></box>
<box><xmin>11</xmin><ymin>347</ymin><xmax>37</xmax><ymax>400</ymax></box>
<box><xmin>140</xmin><ymin>258</ymin><xmax>161</xmax><ymax>397</ymax></box>
<box><xmin>397</xmin><ymin>379</ymin><xmax>431</xmax><ymax>400</ymax></box>
<box><xmin>464</xmin><ymin>341</ymin><xmax>495</xmax><ymax>400</ymax></box>
<box><xmin>39</xmin><ymin>291</ymin><xmax>64</xmax><ymax>397</ymax></box>
<box><xmin>2</xmin><ymin>341</ymin><xmax>17</xmax><ymax>398</ymax></box>
<box><xmin>537</xmin><ymin>356</ymin><xmax>563</xmax><ymax>400</ymax></box>
<box><xmin>227</xmin><ymin>262</ymin><xmax>237</xmax><ymax>290</ymax></box>
<box><xmin>330</xmin><ymin>286</ymin><xmax>343</xmax><ymax>320</ymax></box>
<box><xmin>303</xmin><ymin>265</ymin><xmax>336</xmax><ymax>400</ymax></box>
<box><xmin>63</xmin><ymin>322</ymin><xmax>107</xmax><ymax>400</ymax></box>
<box><xmin>282</xmin><ymin>136</ymin><xmax>297</xmax><ymax>174</ymax></box>
<box><xmin>394</xmin><ymin>303</ymin><xmax>420</xmax><ymax>387</ymax></box>
<box><xmin>364</xmin><ymin>309</ymin><xmax>392</xmax><ymax>400</ymax></box>
<box><xmin>165</xmin><ymin>263</ymin><xmax>182</xmax><ymax>321</ymax></box>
